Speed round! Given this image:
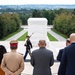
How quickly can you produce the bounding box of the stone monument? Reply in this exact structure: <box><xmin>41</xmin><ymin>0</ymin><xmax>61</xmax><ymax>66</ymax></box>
<box><xmin>28</xmin><ymin>18</ymin><xmax>48</xmax><ymax>47</ymax></box>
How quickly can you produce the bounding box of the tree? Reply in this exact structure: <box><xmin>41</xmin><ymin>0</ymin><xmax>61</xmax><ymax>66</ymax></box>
<box><xmin>53</xmin><ymin>12</ymin><xmax>75</xmax><ymax>36</ymax></box>
<box><xmin>0</xmin><ymin>13</ymin><xmax>21</xmax><ymax>39</ymax></box>
<box><xmin>32</xmin><ymin>9</ymin><xmax>42</xmax><ymax>17</ymax></box>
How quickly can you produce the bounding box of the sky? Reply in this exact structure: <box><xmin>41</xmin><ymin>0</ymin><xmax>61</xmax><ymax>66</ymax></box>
<box><xmin>0</xmin><ymin>0</ymin><xmax>75</xmax><ymax>5</ymax></box>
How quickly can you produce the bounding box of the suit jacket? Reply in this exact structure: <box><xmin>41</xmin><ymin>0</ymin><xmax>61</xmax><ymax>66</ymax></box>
<box><xmin>31</xmin><ymin>47</ymin><xmax>54</xmax><ymax>75</ymax></box>
<box><xmin>1</xmin><ymin>50</ymin><xmax>24</xmax><ymax>75</ymax></box>
<box><xmin>58</xmin><ymin>43</ymin><xmax>75</xmax><ymax>75</ymax></box>
<box><xmin>57</xmin><ymin>49</ymin><xmax>64</xmax><ymax>61</ymax></box>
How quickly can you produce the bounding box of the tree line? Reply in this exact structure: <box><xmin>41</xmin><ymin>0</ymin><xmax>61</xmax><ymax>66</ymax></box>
<box><xmin>0</xmin><ymin>13</ymin><xmax>21</xmax><ymax>39</ymax></box>
<box><xmin>53</xmin><ymin>9</ymin><xmax>75</xmax><ymax>36</ymax></box>
<box><xmin>0</xmin><ymin>8</ymin><xmax>75</xmax><ymax>39</ymax></box>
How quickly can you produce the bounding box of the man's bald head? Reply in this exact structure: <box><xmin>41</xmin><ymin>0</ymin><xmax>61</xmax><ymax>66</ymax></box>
<box><xmin>38</xmin><ymin>40</ymin><xmax>46</xmax><ymax>47</ymax></box>
<box><xmin>70</xmin><ymin>33</ymin><xmax>75</xmax><ymax>43</ymax></box>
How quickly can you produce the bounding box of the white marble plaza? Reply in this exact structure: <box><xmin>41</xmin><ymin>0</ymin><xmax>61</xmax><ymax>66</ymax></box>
<box><xmin>0</xmin><ymin>41</ymin><xmax>66</xmax><ymax>60</ymax></box>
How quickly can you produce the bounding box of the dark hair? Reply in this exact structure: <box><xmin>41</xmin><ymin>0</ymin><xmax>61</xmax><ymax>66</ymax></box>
<box><xmin>26</xmin><ymin>36</ymin><xmax>30</xmax><ymax>38</ymax></box>
<box><xmin>0</xmin><ymin>45</ymin><xmax>7</xmax><ymax>64</ymax></box>
<box><xmin>10</xmin><ymin>46</ymin><xmax>17</xmax><ymax>50</ymax></box>
<box><xmin>66</xmin><ymin>39</ymin><xmax>70</xmax><ymax>43</ymax></box>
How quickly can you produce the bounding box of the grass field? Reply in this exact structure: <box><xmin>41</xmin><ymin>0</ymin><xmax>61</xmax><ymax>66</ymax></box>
<box><xmin>17</xmin><ymin>32</ymin><xmax>28</xmax><ymax>41</ymax></box>
<box><xmin>47</xmin><ymin>32</ymin><xmax>58</xmax><ymax>41</ymax></box>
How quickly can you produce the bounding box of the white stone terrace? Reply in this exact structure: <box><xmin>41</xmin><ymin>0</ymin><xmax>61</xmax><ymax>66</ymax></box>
<box><xmin>0</xmin><ymin>41</ymin><xmax>66</xmax><ymax>60</ymax></box>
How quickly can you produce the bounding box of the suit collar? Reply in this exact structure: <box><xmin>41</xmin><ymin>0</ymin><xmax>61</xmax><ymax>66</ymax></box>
<box><xmin>71</xmin><ymin>43</ymin><xmax>75</xmax><ymax>45</ymax></box>
<box><xmin>40</xmin><ymin>47</ymin><xmax>46</xmax><ymax>49</ymax></box>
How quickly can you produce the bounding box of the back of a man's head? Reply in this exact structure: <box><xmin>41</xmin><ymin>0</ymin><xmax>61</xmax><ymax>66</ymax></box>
<box><xmin>26</xmin><ymin>35</ymin><xmax>30</xmax><ymax>39</ymax></box>
<box><xmin>70</xmin><ymin>33</ymin><xmax>75</xmax><ymax>43</ymax></box>
<box><xmin>38</xmin><ymin>40</ymin><xmax>46</xmax><ymax>47</ymax></box>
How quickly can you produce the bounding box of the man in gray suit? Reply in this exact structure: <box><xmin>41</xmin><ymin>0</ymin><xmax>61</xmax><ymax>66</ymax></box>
<box><xmin>31</xmin><ymin>40</ymin><xmax>54</xmax><ymax>75</ymax></box>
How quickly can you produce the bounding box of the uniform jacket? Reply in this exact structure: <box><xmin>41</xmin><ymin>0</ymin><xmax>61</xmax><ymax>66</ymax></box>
<box><xmin>31</xmin><ymin>47</ymin><xmax>54</xmax><ymax>75</ymax></box>
<box><xmin>58</xmin><ymin>43</ymin><xmax>75</xmax><ymax>75</ymax></box>
<box><xmin>1</xmin><ymin>50</ymin><xmax>24</xmax><ymax>75</ymax></box>
<box><xmin>24</xmin><ymin>39</ymin><xmax>33</xmax><ymax>50</ymax></box>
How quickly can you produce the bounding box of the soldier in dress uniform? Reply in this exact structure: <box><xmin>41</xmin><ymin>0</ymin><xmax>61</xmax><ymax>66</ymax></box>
<box><xmin>1</xmin><ymin>40</ymin><xmax>24</xmax><ymax>75</ymax></box>
<box><xmin>24</xmin><ymin>36</ymin><xmax>33</xmax><ymax>61</ymax></box>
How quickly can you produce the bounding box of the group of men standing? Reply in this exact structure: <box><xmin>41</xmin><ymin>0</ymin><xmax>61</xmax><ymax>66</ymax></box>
<box><xmin>0</xmin><ymin>36</ymin><xmax>54</xmax><ymax>75</ymax></box>
<box><xmin>0</xmin><ymin>33</ymin><xmax>75</xmax><ymax>75</ymax></box>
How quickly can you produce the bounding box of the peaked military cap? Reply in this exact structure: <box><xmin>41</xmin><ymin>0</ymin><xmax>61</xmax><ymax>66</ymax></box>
<box><xmin>10</xmin><ymin>40</ymin><xmax>18</xmax><ymax>47</ymax></box>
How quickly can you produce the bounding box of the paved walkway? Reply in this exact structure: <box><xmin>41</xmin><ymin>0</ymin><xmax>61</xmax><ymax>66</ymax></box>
<box><xmin>6</xmin><ymin>29</ymin><xmax>27</xmax><ymax>41</ymax></box>
<box><xmin>47</xmin><ymin>28</ymin><xmax>66</xmax><ymax>41</ymax></box>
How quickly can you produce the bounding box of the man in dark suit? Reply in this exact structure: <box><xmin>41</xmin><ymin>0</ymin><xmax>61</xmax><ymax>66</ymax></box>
<box><xmin>58</xmin><ymin>33</ymin><xmax>75</xmax><ymax>75</ymax></box>
<box><xmin>24</xmin><ymin>36</ymin><xmax>33</xmax><ymax>61</ymax></box>
<box><xmin>57</xmin><ymin>38</ymin><xmax>70</xmax><ymax>61</ymax></box>
<box><xmin>31</xmin><ymin>40</ymin><xmax>54</xmax><ymax>75</ymax></box>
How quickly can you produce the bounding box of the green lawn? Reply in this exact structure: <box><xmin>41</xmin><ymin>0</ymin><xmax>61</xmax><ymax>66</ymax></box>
<box><xmin>51</xmin><ymin>28</ymin><xmax>68</xmax><ymax>39</ymax></box>
<box><xmin>1</xmin><ymin>28</ymin><xmax>22</xmax><ymax>40</ymax></box>
<box><xmin>47</xmin><ymin>32</ymin><xmax>58</xmax><ymax>41</ymax></box>
<box><xmin>17</xmin><ymin>32</ymin><xmax>28</xmax><ymax>41</ymax></box>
